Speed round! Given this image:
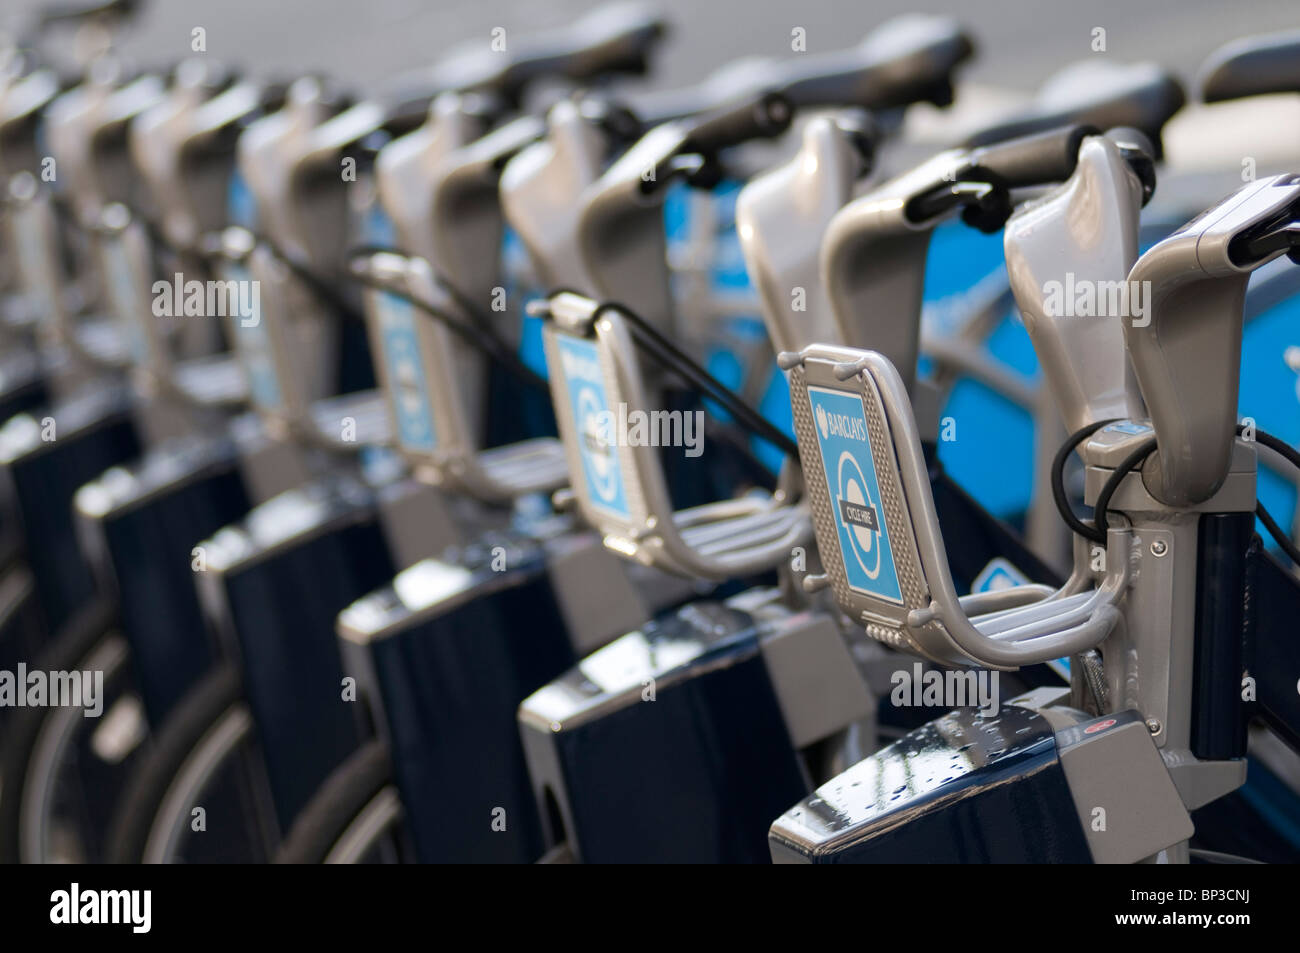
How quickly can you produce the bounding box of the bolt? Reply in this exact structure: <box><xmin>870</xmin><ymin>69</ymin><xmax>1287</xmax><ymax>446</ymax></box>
<box><xmin>1145</xmin><ymin>718</ymin><xmax>1162</xmax><ymax>735</ymax></box>
<box><xmin>1150</xmin><ymin>539</ymin><xmax>1168</xmax><ymax>558</ymax></box>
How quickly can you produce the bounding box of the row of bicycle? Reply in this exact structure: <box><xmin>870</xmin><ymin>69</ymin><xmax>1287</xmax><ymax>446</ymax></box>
<box><xmin>1</xmin><ymin>0</ymin><xmax>1299</xmax><ymax>863</ymax></box>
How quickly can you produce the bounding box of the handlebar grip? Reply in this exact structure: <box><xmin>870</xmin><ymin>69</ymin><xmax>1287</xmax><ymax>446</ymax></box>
<box><xmin>968</xmin><ymin>124</ymin><xmax>1096</xmax><ymax>189</ymax></box>
<box><xmin>775</xmin><ymin>15</ymin><xmax>974</xmax><ymax>110</ymax></box>
<box><xmin>681</xmin><ymin>91</ymin><xmax>793</xmax><ymax>155</ymax></box>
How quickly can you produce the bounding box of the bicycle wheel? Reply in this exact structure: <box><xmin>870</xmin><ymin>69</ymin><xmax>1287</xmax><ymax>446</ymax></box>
<box><xmin>0</xmin><ymin>596</ymin><xmax>116</xmax><ymax>863</ymax></box>
<box><xmin>104</xmin><ymin>661</ymin><xmax>253</xmax><ymax>863</ymax></box>
<box><xmin>275</xmin><ymin>740</ymin><xmax>404</xmax><ymax>864</ymax></box>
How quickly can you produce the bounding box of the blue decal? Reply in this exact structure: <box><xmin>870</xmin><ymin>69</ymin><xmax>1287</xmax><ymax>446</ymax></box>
<box><xmin>226</xmin><ymin>170</ymin><xmax>258</xmax><ymax>231</ymax></box>
<box><xmin>1102</xmin><ymin>421</ymin><xmax>1152</xmax><ymax>436</ymax></box>
<box><xmin>971</xmin><ymin>557</ymin><xmax>1069</xmax><ymax>681</ymax></box>
<box><xmin>101</xmin><ymin>237</ymin><xmax>150</xmax><ymax>365</ymax></box>
<box><xmin>972</xmin><ymin>557</ymin><xmax>1030</xmax><ymax>594</ymax></box>
<box><xmin>374</xmin><ymin>290</ymin><xmax>437</xmax><ymax>452</ymax></box>
<box><xmin>808</xmin><ymin>386</ymin><xmax>903</xmax><ymax>604</ymax></box>
<box><xmin>556</xmin><ymin>334</ymin><xmax>629</xmax><ymax>519</ymax></box>
<box><xmin>224</xmin><ymin>261</ymin><xmax>280</xmax><ymax>411</ymax></box>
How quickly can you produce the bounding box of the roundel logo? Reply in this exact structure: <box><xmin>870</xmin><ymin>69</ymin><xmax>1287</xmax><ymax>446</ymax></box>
<box><xmin>816</xmin><ymin>403</ymin><xmax>829</xmax><ymax>439</ymax></box>
<box><xmin>578</xmin><ymin>385</ymin><xmax>617</xmax><ymax>502</ymax></box>
<box><xmin>836</xmin><ymin>450</ymin><xmax>882</xmax><ymax>580</ymax></box>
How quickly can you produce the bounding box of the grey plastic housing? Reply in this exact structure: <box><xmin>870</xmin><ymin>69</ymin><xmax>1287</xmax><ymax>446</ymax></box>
<box><xmin>499</xmin><ymin>98</ymin><xmax>608</xmax><ymax>291</ymax></box>
<box><xmin>735</xmin><ymin>115</ymin><xmax>869</xmax><ymax>354</ymax></box>
<box><xmin>130</xmin><ymin>66</ymin><xmax>265</xmax><ymax>252</ymax></box>
<box><xmin>1124</xmin><ymin>174</ymin><xmax>1300</xmax><ymax>506</ymax></box>
<box><xmin>1003</xmin><ymin>135</ymin><xmax>1147</xmax><ymax>433</ymax></box>
<box><xmin>44</xmin><ymin>71</ymin><xmax>166</xmax><ymax>225</ymax></box>
<box><xmin>820</xmin><ymin>148</ymin><xmax>966</xmax><ymax>395</ymax></box>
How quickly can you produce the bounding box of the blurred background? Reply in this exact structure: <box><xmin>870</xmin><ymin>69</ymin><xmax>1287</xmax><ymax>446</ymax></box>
<box><xmin>3</xmin><ymin>0</ymin><xmax>1298</xmax><ymax>94</ymax></box>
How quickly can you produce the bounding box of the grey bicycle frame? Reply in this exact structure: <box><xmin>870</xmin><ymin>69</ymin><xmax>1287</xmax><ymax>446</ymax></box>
<box><xmin>734</xmin><ymin>115</ymin><xmax>869</xmax><ymax>356</ymax></box>
<box><xmin>1004</xmin><ymin>135</ymin><xmax>1147</xmax><ymax>433</ymax></box>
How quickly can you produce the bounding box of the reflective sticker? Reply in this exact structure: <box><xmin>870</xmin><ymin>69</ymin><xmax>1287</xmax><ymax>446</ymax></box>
<box><xmin>972</xmin><ymin>557</ymin><xmax>1030</xmax><ymax>593</ymax></box>
<box><xmin>224</xmin><ymin>261</ymin><xmax>280</xmax><ymax>411</ymax></box>
<box><xmin>556</xmin><ymin>333</ymin><xmax>628</xmax><ymax>519</ymax></box>
<box><xmin>807</xmin><ymin>385</ymin><xmax>902</xmax><ymax>604</ymax></box>
<box><xmin>374</xmin><ymin>290</ymin><xmax>437</xmax><ymax>452</ymax></box>
<box><xmin>1102</xmin><ymin>421</ymin><xmax>1152</xmax><ymax>436</ymax></box>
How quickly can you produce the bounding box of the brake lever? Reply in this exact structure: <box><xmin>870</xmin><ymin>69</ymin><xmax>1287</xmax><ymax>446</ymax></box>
<box><xmin>1229</xmin><ymin>217</ymin><xmax>1300</xmax><ymax>266</ymax></box>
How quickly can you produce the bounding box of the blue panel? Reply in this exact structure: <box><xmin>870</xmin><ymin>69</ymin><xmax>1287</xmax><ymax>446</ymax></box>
<box><xmin>807</xmin><ymin>385</ymin><xmax>903</xmax><ymax>604</ymax></box>
<box><xmin>1241</xmin><ymin>294</ymin><xmax>1300</xmax><ymax>544</ymax></box>
<box><xmin>554</xmin><ymin>334</ymin><xmax>630</xmax><ymax>519</ymax></box>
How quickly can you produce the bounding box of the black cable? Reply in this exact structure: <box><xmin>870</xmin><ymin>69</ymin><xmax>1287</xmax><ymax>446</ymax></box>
<box><xmin>251</xmin><ymin>231</ymin><xmax>368</xmax><ymax>325</ymax></box>
<box><xmin>345</xmin><ymin>242</ymin><xmax>519</xmax><ymax>353</ymax></box>
<box><xmin>1251</xmin><ymin>426</ymin><xmax>1300</xmax><ymax>473</ymax></box>
<box><xmin>347</xmin><ymin>270</ymin><xmax>548</xmax><ymax>393</ymax></box>
<box><xmin>1093</xmin><ymin>436</ymin><xmax>1158</xmax><ymax>536</ymax></box>
<box><xmin>345</xmin><ymin>246</ymin><xmax>551</xmax><ymax>391</ymax></box>
<box><xmin>584</xmin><ymin>299</ymin><xmax>799</xmax><ymax>458</ymax></box>
<box><xmin>1051</xmin><ymin>418</ymin><xmax>1117</xmax><ymax>545</ymax></box>
<box><xmin>1055</xmin><ymin>418</ymin><xmax>1300</xmax><ymax>566</ymax></box>
<box><xmin>1256</xmin><ymin>501</ymin><xmax>1300</xmax><ymax>567</ymax></box>
<box><xmin>1237</xmin><ymin>423</ymin><xmax>1300</xmax><ymax>566</ymax></box>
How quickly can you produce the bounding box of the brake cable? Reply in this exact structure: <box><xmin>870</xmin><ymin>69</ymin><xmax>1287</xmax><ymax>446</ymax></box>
<box><xmin>348</xmin><ymin>277</ymin><xmax>548</xmax><ymax>394</ymax></box>
<box><xmin>1050</xmin><ymin>418</ymin><xmax>1118</xmax><ymax>545</ymax></box>
<box><xmin>46</xmin><ymin>190</ymin><xmax>552</xmax><ymax>394</ymax></box>
<box><xmin>580</xmin><ymin>297</ymin><xmax>799</xmax><ymax>459</ymax></box>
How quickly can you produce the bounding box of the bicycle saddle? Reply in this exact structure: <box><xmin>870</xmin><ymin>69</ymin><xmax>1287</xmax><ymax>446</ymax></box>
<box><xmin>1199</xmin><ymin>30</ymin><xmax>1300</xmax><ymax>103</ymax></box>
<box><xmin>577</xmin><ymin>18</ymin><xmax>975</xmax><ymax>339</ymax></box>
<box><xmin>965</xmin><ymin>60</ymin><xmax>1185</xmax><ymax>158</ymax></box>
<box><xmin>777</xmin><ymin>13</ymin><xmax>972</xmax><ymax>110</ymax></box>
<box><xmin>384</xmin><ymin>1</ymin><xmax>668</xmax><ymax>121</ymax></box>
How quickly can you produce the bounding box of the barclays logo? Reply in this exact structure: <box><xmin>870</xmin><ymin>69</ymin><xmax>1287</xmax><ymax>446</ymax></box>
<box><xmin>815</xmin><ymin>403</ymin><xmax>867</xmax><ymax>442</ymax></box>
